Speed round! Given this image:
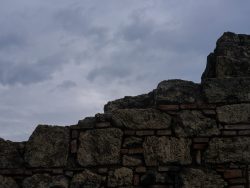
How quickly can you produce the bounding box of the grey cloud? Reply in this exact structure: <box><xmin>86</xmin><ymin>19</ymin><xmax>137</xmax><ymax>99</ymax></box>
<box><xmin>57</xmin><ymin>80</ymin><xmax>77</xmax><ymax>90</ymax></box>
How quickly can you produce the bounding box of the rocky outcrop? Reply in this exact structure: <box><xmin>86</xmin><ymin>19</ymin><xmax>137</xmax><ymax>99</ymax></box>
<box><xmin>1</xmin><ymin>32</ymin><xmax>250</xmax><ymax>187</ymax></box>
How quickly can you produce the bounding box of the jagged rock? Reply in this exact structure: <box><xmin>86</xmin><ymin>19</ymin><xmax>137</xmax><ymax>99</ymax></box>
<box><xmin>202</xmin><ymin>77</ymin><xmax>250</xmax><ymax>103</ymax></box>
<box><xmin>76</xmin><ymin>117</ymin><xmax>96</xmax><ymax>129</ymax></box>
<box><xmin>175</xmin><ymin>110</ymin><xmax>220</xmax><ymax>137</ymax></box>
<box><xmin>204</xmin><ymin>137</ymin><xmax>250</xmax><ymax>163</ymax></box>
<box><xmin>217</xmin><ymin>104</ymin><xmax>250</xmax><ymax>124</ymax></box>
<box><xmin>77</xmin><ymin>128</ymin><xmax>123</xmax><ymax>166</ymax></box>
<box><xmin>104</xmin><ymin>91</ymin><xmax>155</xmax><ymax>112</ymax></box>
<box><xmin>155</xmin><ymin>79</ymin><xmax>202</xmax><ymax>104</ymax></box>
<box><xmin>202</xmin><ymin>32</ymin><xmax>250</xmax><ymax>80</ymax></box>
<box><xmin>24</xmin><ymin>125</ymin><xmax>70</xmax><ymax>167</ymax></box>
<box><xmin>143</xmin><ymin>136</ymin><xmax>192</xmax><ymax>166</ymax></box>
<box><xmin>22</xmin><ymin>174</ymin><xmax>68</xmax><ymax>188</ymax></box>
<box><xmin>108</xmin><ymin>167</ymin><xmax>133</xmax><ymax>187</ymax></box>
<box><xmin>0</xmin><ymin>138</ymin><xmax>24</xmax><ymax>168</ymax></box>
<box><xmin>70</xmin><ymin>170</ymin><xmax>104</xmax><ymax>188</ymax></box>
<box><xmin>0</xmin><ymin>175</ymin><xmax>19</xmax><ymax>188</ymax></box>
<box><xmin>123</xmin><ymin>136</ymin><xmax>143</xmax><ymax>148</ymax></box>
<box><xmin>112</xmin><ymin>108</ymin><xmax>171</xmax><ymax>129</ymax></box>
<box><xmin>180</xmin><ymin>168</ymin><xmax>227</xmax><ymax>188</ymax></box>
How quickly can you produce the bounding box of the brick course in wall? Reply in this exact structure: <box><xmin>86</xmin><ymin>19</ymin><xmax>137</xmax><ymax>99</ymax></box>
<box><xmin>1</xmin><ymin>32</ymin><xmax>250</xmax><ymax>187</ymax></box>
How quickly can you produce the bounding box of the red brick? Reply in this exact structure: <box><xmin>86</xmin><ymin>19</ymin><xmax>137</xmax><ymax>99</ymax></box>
<box><xmin>224</xmin><ymin>170</ymin><xmax>242</xmax><ymax>179</ymax></box>
<box><xmin>193</xmin><ymin>143</ymin><xmax>207</xmax><ymax>150</ymax></box>
<box><xmin>157</xmin><ymin>104</ymin><xmax>179</xmax><ymax>111</ymax></box>
<box><xmin>120</xmin><ymin>149</ymin><xmax>129</xmax><ymax>154</ymax></box>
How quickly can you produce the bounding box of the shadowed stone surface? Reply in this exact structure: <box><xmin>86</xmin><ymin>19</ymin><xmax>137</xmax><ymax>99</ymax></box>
<box><xmin>0</xmin><ymin>138</ymin><xmax>24</xmax><ymax>168</ymax></box>
<box><xmin>22</xmin><ymin>174</ymin><xmax>68</xmax><ymax>188</ymax></box>
<box><xmin>155</xmin><ymin>79</ymin><xmax>201</xmax><ymax>104</ymax></box>
<box><xmin>175</xmin><ymin>110</ymin><xmax>220</xmax><ymax>137</ymax></box>
<box><xmin>204</xmin><ymin>137</ymin><xmax>250</xmax><ymax>163</ymax></box>
<box><xmin>143</xmin><ymin>136</ymin><xmax>192</xmax><ymax>166</ymax></box>
<box><xmin>108</xmin><ymin>167</ymin><xmax>133</xmax><ymax>187</ymax></box>
<box><xmin>180</xmin><ymin>168</ymin><xmax>227</xmax><ymax>188</ymax></box>
<box><xmin>217</xmin><ymin>104</ymin><xmax>250</xmax><ymax>124</ymax></box>
<box><xmin>202</xmin><ymin>78</ymin><xmax>250</xmax><ymax>103</ymax></box>
<box><xmin>0</xmin><ymin>175</ymin><xmax>19</xmax><ymax>188</ymax></box>
<box><xmin>24</xmin><ymin>125</ymin><xmax>70</xmax><ymax>167</ymax></box>
<box><xmin>70</xmin><ymin>170</ymin><xmax>103</xmax><ymax>188</ymax></box>
<box><xmin>112</xmin><ymin>108</ymin><xmax>171</xmax><ymax>129</ymax></box>
<box><xmin>77</xmin><ymin>128</ymin><xmax>123</xmax><ymax>166</ymax></box>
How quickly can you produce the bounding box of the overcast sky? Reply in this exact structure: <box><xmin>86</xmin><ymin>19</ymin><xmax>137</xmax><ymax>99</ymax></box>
<box><xmin>0</xmin><ymin>0</ymin><xmax>249</xmax><ymax>141</ymax></box>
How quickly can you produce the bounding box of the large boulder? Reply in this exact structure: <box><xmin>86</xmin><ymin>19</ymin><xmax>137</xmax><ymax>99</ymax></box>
<box><xmin>202</xmin><ymin>32</ymin><xmax>250</xmax><ymax>80</ymax></box>
<box><xmin>143</xmin><ymin>136</ymin><xmax>192</xmax><ymax>166</ymax></box>
<box><xmin>108</xmin><ymin>167</ymin><xmax>133</xmax><ymax>187</ymax></box>
<box><xmin>204</xmin><ymin>137</ymin><xmax>250</xmax><ymax>163</ymax></box>
<box><xmin>155</xmin><ymin>79</ymin><xmax>202</xmax><ymax>104</ymax></box>
<box><xmin>112</xmin><ymin>108</ymin><xmax>171</xmax><ymax>129</ymax></box>
<box><xmin>175</xmin><ymin>110</ymin><xmax>220</xmax><ymax>137</ymax></box>
<box><xmin>0</xmin><ymin>138</ymin><xmax>24</xmax><ymax>168</ymax></box>
<box><xmin>22</xmin><ymin>174</ymin><xmax>68</xmax><ymax>188</ymax></box>
<box><xmin>180</xmin><ymin>168</ymin><xmax>227</xmax><ymax>188</ymax></box>
<box><xmin>70</xmin><ymin>170</ymin><xmax>104</xmax><ymax>188</ymax></box>
<box><xmin>24</xmin><ymin>125</ymin><xmax>70</xmax><ymax>167</ymax></box>
<box><xmin>217</xmin><ymin>104</ymin><xmax>250</xmax><ymax>124</ymax></box>
<box><xmin>77</xmin><ymin>128</ymin><xmax>123</xmax><ymax>166</ymax></box>
<box><xmin>0</xmin><ymin>175</ymin><xmax>19</xmax><ymax>188</ymax></box>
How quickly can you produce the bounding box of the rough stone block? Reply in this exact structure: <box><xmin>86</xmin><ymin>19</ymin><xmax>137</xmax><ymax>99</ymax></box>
<box><xmin>77</xmin><ymin>128</ymin><xmax>123</xmax><ymax>166</ymax></box>
<box><xmin>123</xmin><ymin>136</ymin><xmax>143</xmax><ymax>148</ymax></box>
<box><xmin>204</xmin><ymin>137</ymin><xmax>250</xmax><ymax>163</ymax></box>
<box><xmin>0</xmin><ymin>175</ymin><xmax>19</xmax><ymax>188</ymax></box>
<box><xmin>112</xmin><ymin>108</ymin><xmax>171</xmax><ymax>129</ymax></box>
<box><xmin>108</xmin><ymin>167</ymin><xmax>133</xmax><ymax>187</ymax></box>
<box><xmin>24</xmin><ymin>125</ymin><xmax>70</xmax><ymax>167</ymax></box>
<box><xmin>217</xmin><ymin>104</ymin><xmax>250</xmax><ymax>124</ymax></box>
<box><xmin>122</xmin><ymin>155</ymin><xmax>142</xmax><ymax>166</ymax></box>
<box><xmin>143</xmin><ymin>136</ymin><xmax>192</xmax><ymax>166</ymax></box>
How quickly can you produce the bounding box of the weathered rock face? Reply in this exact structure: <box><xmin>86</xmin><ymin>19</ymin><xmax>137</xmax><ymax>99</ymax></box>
<box><xmin>77</xmin><ymin>128</ymin><xmax>123</xmax><ymax>166</ymax></box>
<box><xmin>156</xmin><ymin>79</ymin><xmax>202</xmax><ymax>104</ymax></box>
<box><xmin>175</xmin><ymin>110</ymin><xmax>220</xmax><ymax>137</ymax></box>
<box><xmin>180</xmin><ymin>168</ymin><xmax>227</xmax><ymax>188</ymax></box>
<box><xmin>70</xmin><ymin>170</ymin><xmax>104</xmax><ymax>188</ymax></box>
<box><xmin>112</xmin><ymin>108</ymin><xmax>171</xmax><ymax>129</ymax></box>
<box><xmin>22</xmin><ymin>174</ymin><xmax>68</xmax><ymax>188</ymax></box>
<box><xmin>0</xmin><ymin>175</ymin><xmax>19</xmax><ymax>188</ymax></box>
<box><xmin>24</xmin><ymin>125</ymin><xmax>70</xmax><ymax>167</ymax></box>
<box><xmin>204</xmin><ymin>137</ymin><xmax>250</xmax><ymax>163</ymax></box>
<box><xmin>0</xmin><ymin>138</ymin><xmax>24</xmax><ymax>168</ymax></box>
<box><xmin>108</xmin><ymin>167</ymin><xmax>133</xmax><ymax>187</ymax></box>
<box><xmin>143</xmin><ymin>136</ymin><xmax>192</xmax><ymax>166</ymax></box>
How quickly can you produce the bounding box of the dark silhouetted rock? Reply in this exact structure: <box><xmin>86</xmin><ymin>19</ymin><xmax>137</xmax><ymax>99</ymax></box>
<box><xmin>143</xmin><ymin>136</ymin><xmax>192</xmax><ymax>166</ymax></box>
<box><xmin>175</xmin><ymin>110</ymin><xmax>220</xmax><ymax>137</ymax></box>
<box><xmin>22</xmin><ymin>174</ymin><xmax>68</xmax><ymax>188</ymax></box>
<box><xmin>0</xmin><ymin>138</ymin><xmax>24</xmax><ymax>168</ymax></box>
<box><xmin>0</xmin><ymin>175</ymin><xmax>19</xmax><ymax>188</ymax></box>
<box><xmin>77</xmin><ymin>128</ymin><xmax>123</xmax><ymax>166</ymax></box>
<box><xmin>112</xmin><ymin>108</ymin><xmax>171</xmax><ymax>129</ymax></box>
<box><xmin>24</xmin><ymin>125</ymin><xmax>70</xmax><ymax>167</ymax></box>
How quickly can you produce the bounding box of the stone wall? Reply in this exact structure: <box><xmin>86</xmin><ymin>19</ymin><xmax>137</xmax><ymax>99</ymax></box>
<box><xmin>1</xmin><ymin>32</ymin><xmax>250</xmax><ymax>187</ymax></box>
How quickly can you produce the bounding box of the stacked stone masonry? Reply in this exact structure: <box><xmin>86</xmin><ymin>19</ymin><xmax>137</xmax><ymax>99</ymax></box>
<box><xmin>1</xmin><ymin>32</ymin><xmax>250</xmax><ymax>187</ymax></box>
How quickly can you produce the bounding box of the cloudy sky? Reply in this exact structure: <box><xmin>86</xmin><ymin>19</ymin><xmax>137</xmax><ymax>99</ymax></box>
<box><xmin>0</xmin><ymin>0</ymin><xmax>249</xmax><ymax>141</ymax></box>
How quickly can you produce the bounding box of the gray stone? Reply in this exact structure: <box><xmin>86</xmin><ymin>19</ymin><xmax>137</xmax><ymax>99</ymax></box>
<box><xmin>155</xmin><ymin>79</ymin><xmax>201</xmax><ymax>104</ymax></box>
<box><xmin>143</xmin><ymin>136</ymin><xmax>192</xmax><ymax>166</ymax></box>
<box><xmin>0</xmin><ymin>175</ymin><xmax>19</xmax><ymax>188</ymax></box>
<box><xmin>77</xmin><ymin>128</ymin><xmax>123</xmax><ymax>166</ymax></box>
<box><xmin>122</xmin><ymin>155</ymin><xmax>142</xmax><ymax>166</ymax></box>
<box><xmin>104</xmin><ymin>91</ymin><xmax>155</xmax><ymax>112</ymax></box>
<box><xmin>112</xmin><ymin>108</ymin><xmax>171</xmax><ymax>129</ymax></box>
<box><xmin>108</xmin><ymin>167</ymin><xmax>133</xmax><ymax>187</ymax></box>
<box><xmin>180</xmin><ymin>168</ymin><xmax>227</xmax><ymax>188</ymax></box>
<box><xmin>202</xmin><ymin>32</ymin><xmax>250</xmax><ymax>80</ymax></box>
<box><xmin>202</xmin><ymin>78</ymin><xmax>250</xmax><ymax>103</ymax></box>
<box><xmin>0</xmin><ymin>138</ymin><xmax>24</xmax><ymax>168</ymax></box>
<box><xmin>22</xmin><ymin>174</ymin><xmax>68</xmax><ymax>188</ymax></box>
<box><xmin>175</xmin><ymin>110</ymin><xmax>220</xmax><ymax>137</ymax></box>
<box><xmin>123</xmin><ymin>136</ymin><xmax>143</xmax><ymax>148</ymax></box>
<box><xmin>24</xmin><ymin>125</ymin><xmax>70</xmax><ymax>167</ymax></box>
<box><xmin>70</xmin><ymin>170</ymin><xmax>104</xmax><ymax>188</ymax></box>
<box><xmin>204</xmin><ymin>137</ymin><xmax>250</xmax><ymax>163</ymax></box>
<box><xmin>217</xmin><ymin>104</ymin><xmax>250</xmax><ymax>124</ymax></box>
